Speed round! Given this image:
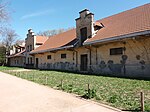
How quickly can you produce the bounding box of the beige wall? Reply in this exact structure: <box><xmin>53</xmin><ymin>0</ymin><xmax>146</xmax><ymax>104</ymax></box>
<box><xmin>34</xmin><ymin>36</ymin><xmax>150</xmax><ymax>78</ymax></box>
<box><xmin>9</xmin><ymin>57</ymin><xmax>25</xmax><ymax>67</ymax></box>
<box><xmin>75</xmin><ymin>36</ymin><xmax>150</xmax><ymax>77</ymax></box>
<box><xmin>35</xmin><ymin>50</ymin><xmax>76</xmax><ymax>70</ymax></box>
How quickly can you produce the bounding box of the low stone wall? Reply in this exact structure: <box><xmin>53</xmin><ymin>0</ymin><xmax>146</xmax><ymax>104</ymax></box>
<box><xmin>38</xmin><ymin>61</ymin><xmax>150</xmax><ymax>79</ymax></box>
<box><xmin>39</xmin><ymin>62</ymin><xmax>77</xmax><ymax>71</ymax></box>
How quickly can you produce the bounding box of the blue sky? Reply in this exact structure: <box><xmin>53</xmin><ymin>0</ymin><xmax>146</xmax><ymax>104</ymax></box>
<box><xmin>9</xmin><ymin>0</ymin><xmax>150</xmax><ymax>39</ymax></box>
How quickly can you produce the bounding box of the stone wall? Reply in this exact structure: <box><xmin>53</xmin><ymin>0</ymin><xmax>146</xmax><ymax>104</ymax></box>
<box><xmin>76</xmin><ymin>9</ymin><xmax>95</xmax><ymax>46</ymax></box>
<box><xmin>35</xmin><ymin>50</ymin><xmax>77</xmax><ymax>71</ymax></box>
<box><xmin>25</xmin><ymin>29</ymin><xmax>36</xmax><ymax>65</ymax></box>
<box><xmin>9</xmin><ymin>57</ymin><xmax>25</xmax><ymax>67</ymax></box>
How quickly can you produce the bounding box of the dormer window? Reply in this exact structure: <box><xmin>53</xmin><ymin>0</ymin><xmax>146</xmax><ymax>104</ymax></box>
<box><xmin>80</xmin><ymin>27</ymin><xmax>87</xmax><ymax>44</ymax></box>
<box><xmin>30</xmin><ymin>45</ymin><xmax>32</xmax><ymax>51</ymax></box>
<box><xmin>94</xmin><ymin>22</ymin><xmax>104</xmax><ymax>31</ymax></box>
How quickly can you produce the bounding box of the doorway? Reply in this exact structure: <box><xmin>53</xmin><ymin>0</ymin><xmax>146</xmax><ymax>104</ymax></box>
<box><xmin>80</xmin><ymin>54</ymin><xmax>88</xmax><ymax>71</ymax></box>
<box><xmin>36</xmin><ymin>58</ymin><xmax>39</xmax><ymax>69</ymax></box>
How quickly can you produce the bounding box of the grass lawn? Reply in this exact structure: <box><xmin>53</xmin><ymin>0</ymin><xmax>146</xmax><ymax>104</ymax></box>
<box><xmin>0</xmin><ymin>66</ymin><xmax>150</xmax><ymax>111</ymax></box>
<box><xmin>0</xmin><ymin>66</ymin><xmax>22</xmax><ymax>70</ymax></box>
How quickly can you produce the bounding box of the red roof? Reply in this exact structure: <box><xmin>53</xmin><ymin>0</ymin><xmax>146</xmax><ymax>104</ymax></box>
<box><xmin>36</xmin><ymin>36</ymin><xmax>48</xmax><ymax>44</ymax></box>
<box><xmin>30</xmin><ymin>29</ymin><xmax>76</xmax><ymax>54</ymax></box>
<box><xmin>30</xmin><ymin>3</ymin><xmax>150</xmax><ymax>54</ymax></box>
<box><xmin>85</xmin><ymin>3</ymin><xmax>150</xmax><ymax>44</ymax></box>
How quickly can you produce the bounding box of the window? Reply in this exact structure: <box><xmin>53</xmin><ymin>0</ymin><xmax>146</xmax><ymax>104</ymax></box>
<box><xmin>28</xmin><ymin>58</ymin><xmax>30</xmax><ymax>64</ymax></box>
<box><xmin>30</xmin><ymin>57</ymin><xmax>32</xmax><ymax>64</ymax></box>
<box><xmin>61</xmin><ymin>54</ymin><xmax>66</xmax><ymax>59</ymax></box>
<box><xmin>80</xmin><ymin>27</ymin><xmax>87</xmax><ymax>43</ymax></box>
<box><xmin>47</xmin><ymin>55</ymin><xmax>51</xmax><ymax>59</ymax></box>
<box><xmin>110</xmin><ymin>47</ymin><xmax>123</xmax><ymax>55</ymax></box>
<box><xmin>27</xmin><ymin>46</ymin><xmax>29</xmax><ymax>52</ymax></box>
<box><xmin>30</xmin><ymin>45</ymin><xmax>32</xmax><ymax>51</ymax></box>
<box><xmin>15</xmin><ymin>60</ymin><xmax>17</xmax><ymax>64</ymax></box>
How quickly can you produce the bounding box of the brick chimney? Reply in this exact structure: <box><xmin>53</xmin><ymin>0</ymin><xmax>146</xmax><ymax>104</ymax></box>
<box><xmin>76</xmin><ymin>9</ymin><xmax>94</xmax><ymax>46</ymax></box>
<box><xmin>27</xmin><ymin>29</ymin><xmax>35</xmax><ymax>37</ymax></box>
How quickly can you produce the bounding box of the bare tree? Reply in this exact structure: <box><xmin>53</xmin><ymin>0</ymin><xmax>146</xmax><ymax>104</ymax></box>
<box><xmin>15</xmin><ymin>39</ymin><xmax>25</xmax><ymax>45</ymax></box>
<box><xmin>0</xmin><ymin>1</ymin><xmax>9</xmax><ymax>22</ymax></box>
<box><xmin>0</xmin><ymin>1</ymin><xmax>10</xmax><ymax>41</ymax></box>
<box><xmin>0</xmin><ymin>44</ymin><xmax>6</xmax><ymax>65</ymax></box>
<box><xmin>2</xmin><ymin>28</ymin><xmax>18</xmax><ymax>55</ymax></box>
<box><xmin>37</xmin><ymin>27</ymin><xmax>74</xmax><ymax>37</ymax></box>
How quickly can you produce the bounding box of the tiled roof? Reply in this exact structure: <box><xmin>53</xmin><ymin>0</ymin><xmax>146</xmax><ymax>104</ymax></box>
<box><xmin>30</xmin><ymin>29</ymin><xmax>76</xmax><ymax>54</ymax></box>
<box><xmin>36</xmin><ymin>36</ymin><xmax>48</xmax><ymax>44</ymax></box>
<box><xmin>85</xmin><ymin>3</ymin><xmax>150</xmax><ymax>44</ymax></box>
<box><xmin>30</xmin><ymin>3</ymin><xmax>150</xmax><ymax>54</ymax></box>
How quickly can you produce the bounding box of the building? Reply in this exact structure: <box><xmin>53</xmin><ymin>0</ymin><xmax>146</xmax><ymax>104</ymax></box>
<box><xmin>8</xmin><ymin>3</ymin><xmax>150</xmax><ymax>78</ymax></box>
<box><xmin>30</xmin><ymin>4</ymin><xmax>150</xmax><ymax>78</ymax></box>
<box><xmin>7</xmin><ymin>43</ymin><xmax>26</xmax><ymax>67</ymax></box>
<box><xmin>25</xmin><ymin>29</ymin><xmax>48</xmax><ymax>68</ymax></box>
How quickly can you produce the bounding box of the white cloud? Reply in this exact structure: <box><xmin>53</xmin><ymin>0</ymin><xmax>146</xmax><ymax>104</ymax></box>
<box><xmin>21</xmin><ymin>9</ymin><xmax>55</xmax><ymax>20</ymax></box>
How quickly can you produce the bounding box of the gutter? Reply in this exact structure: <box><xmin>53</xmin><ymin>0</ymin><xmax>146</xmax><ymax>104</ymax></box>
<box><xmin>30</xmin><ymin>45</ymin><xmax>74</xmax><ymax>55</ymax></box>
<box><xmin>30</xmin><ymin>39</ymin><xmax>79</xmax><ymax>55</ymax></box>
<box><xmin>83</xmin><ymin>30</ymin><xmax>150</xmax><ymax>45</ymax></box>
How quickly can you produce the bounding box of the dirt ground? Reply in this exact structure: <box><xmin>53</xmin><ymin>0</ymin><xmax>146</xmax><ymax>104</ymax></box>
<box><xmin>8</xmin><ymin>69</ymin><xmax>33</xmax><ymax>72</ymax></box>
<box><xmin>0</xmin><ymin>71</ymin><xmax>121</xmax><ymax>112</ymax></box>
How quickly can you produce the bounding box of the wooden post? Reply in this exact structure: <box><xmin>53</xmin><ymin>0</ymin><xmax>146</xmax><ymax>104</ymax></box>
<box><xmin>61</xmin><ymin>79</ymin><xmax>63</xmax><ymax>89</ymax></box>
<box><xmin>18</xmin><ymin>72</ymin><xmax>20</xmax><ymax>77</ymax></box>
<box><xmin>45</xmin><ymin>76</ymin><xmax>48</xmax><ymax>85</ymax></box>
<box><xmin>32</xmin><ymin>74</ymin><xmax>34</xmax><ymax>81</ymax></box>
<box><xmin>88</xmin><ymin>83</ymin><xmax>90</xmax><ymax>98</ymax></box>
<box><xmin>140</xmin><ymin>92</ymin><xmax>144</xmax><ymax>112</ymax></box>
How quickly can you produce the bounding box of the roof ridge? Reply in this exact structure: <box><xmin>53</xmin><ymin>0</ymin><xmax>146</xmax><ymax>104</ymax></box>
<box><xmin>97</xmin><ymin>3</ymin><xmax>150</xmax><ymax>22</ymax></box>
<box><xmin>50</xmin><ymin>28</ymin><xmax>75</xmax><ymax>38</ymax></box>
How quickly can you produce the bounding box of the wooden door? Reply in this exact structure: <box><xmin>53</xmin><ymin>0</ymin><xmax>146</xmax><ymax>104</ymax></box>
<box><xmin>36</xmin><ymin>58</ymin><xmax>39</xmax><ymax>69</ymax></box>
<box><xmin>80</xmin><ymin>54</ymin><xmax>88</xmax><ymax>71</ymax></box>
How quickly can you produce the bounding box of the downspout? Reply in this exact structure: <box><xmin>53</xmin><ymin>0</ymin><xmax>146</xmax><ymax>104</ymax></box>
<box><xmin>74</xmin><ymin>50</ymin><xmax>78</xmax><ymax>70</ymax></box>
<box><xmin>123</xmin><ymin>41</ymin><xmax>126</xmax><ymax>75</ymax></box>
<box><xmin>53</xmin><ymin>52</ymin><xmax>55</xmax><ymax>69</ymax></box>
<box><xmin>89</xmin><ymin>48</ymin><xmax>92</xmax><ymax>69</ymax></box>
<box><xmin>95</xmin><ymin>47</ymin><xmax>98</xmax><ymax>65</ymax></box>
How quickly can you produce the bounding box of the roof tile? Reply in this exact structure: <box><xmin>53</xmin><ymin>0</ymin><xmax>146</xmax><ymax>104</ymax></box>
<box><xmin>85</xmin><ymin>3</ymin><xmax>150</xmax><ymax>43</ymax></box>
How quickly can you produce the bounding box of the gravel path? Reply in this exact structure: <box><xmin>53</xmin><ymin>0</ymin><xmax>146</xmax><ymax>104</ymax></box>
<box><xmin>0</xmin><ymin>71</ymin><xmax>121</xmax><ymax>112</ymax></box>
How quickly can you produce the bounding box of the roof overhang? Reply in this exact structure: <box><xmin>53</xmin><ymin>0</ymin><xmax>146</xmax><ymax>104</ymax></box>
<box><xmin>30</xmin><ymin>45</ymin><xmax>74</xmax><ymax>55</ymax></box>
<box><xmin>83</xmin><ymin>30</ymin><xmax>150</xmax><ymax>46</ymax></box>
<box><xmin>30</xmin><ymin>39</ymin><xmax>79</xmax><ymax>55</ymax></box>
<box><xmin>7</xmin><ymin>55</ymin><xmax>25</xmax><ymax>58</ymax></box>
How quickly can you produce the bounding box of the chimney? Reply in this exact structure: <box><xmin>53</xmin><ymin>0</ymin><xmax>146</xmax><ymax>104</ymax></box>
<box><xmin>28</xmin><ymin>29</ymin><xmax>32</xmax><ymax>33</ymax></box>
<box><xmin>27</xmin><ymin>29</ymin><xmax>35</xmax><ymax>37</ymax></box>
<box><xmin>76</xmin><ymin>9</ymin><xmax>94</xmax><ymax>46</ymax></box>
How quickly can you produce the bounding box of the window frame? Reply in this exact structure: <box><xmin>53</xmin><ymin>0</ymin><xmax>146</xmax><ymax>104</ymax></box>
<box><xmin>30</xmin><ymin>45</ymin><xmax>32</xmax><ymax>51</ymax></box>
<box><xmin>47</xmin><ymin>55</ymin><xmax>51</xmax><ymax>60</ymax></box>
<box><xmin>61</xmin><ymin>54</ymin><xmax>67</xmax><ymax>59</ymax></box>
<box><xmin>30</xmin><ymin>57</ymin><xmax>32</xmax><ymax>64</ymax></box>
<box><xmin>27</xmin><ymin>46</ymin><xmax>29</xmax><ymax>52</ymax></box>
<box><xmin>80</xmin><ymin>27</ymin><xmax>87</xmax><ymax>43</ymax></box>
<box><xmin>110</xmin><ymin>47</ymin><xmax>124</xmax><ymax>55</ymax></box>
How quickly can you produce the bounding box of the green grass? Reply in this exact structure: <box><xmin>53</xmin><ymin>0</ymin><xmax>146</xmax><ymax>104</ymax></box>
<box><xmin>0</xmin><ymin>66</ymin><xmax>22</xmax><ymax>70</ymax></box>
<box><xmin>0</xmin><ymin>66</ymin><xmax>150</xmax><ymax>111</ymax></box>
